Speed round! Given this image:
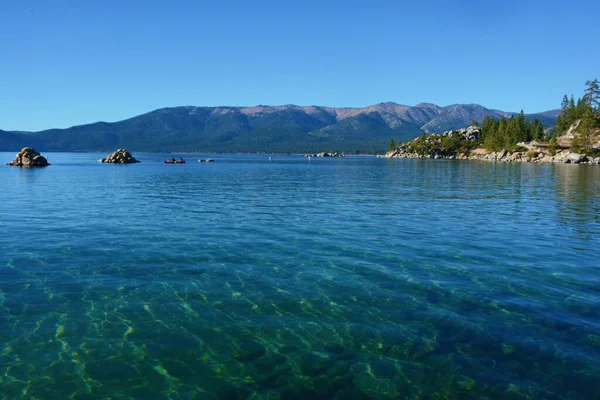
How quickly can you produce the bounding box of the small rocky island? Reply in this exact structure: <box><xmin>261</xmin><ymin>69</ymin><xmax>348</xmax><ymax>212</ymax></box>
<box><xmin>99</xmin><ymin>149</ymin><xmax>140</xmax><ymax>164</ymax></box>
<box><xmin>304</xmin><ymin>152</ymin><xmax>344</xmax><ymax>157</ymax></box>
<box><xmin>7</xmin><ymin>147</ymin><xmax>50</xmax><ymax>167</ymax></box>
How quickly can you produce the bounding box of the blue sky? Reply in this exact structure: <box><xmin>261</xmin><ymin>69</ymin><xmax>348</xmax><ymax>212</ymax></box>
<box><xmin>1</xmin><ymin>0</ymin><xmax>598</xmax><ymax>131</ymax></box>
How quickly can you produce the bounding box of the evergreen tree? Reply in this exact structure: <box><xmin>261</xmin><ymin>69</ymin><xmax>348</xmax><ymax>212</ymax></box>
<box><xmin>571</xmin><ymin>131</ymin><xmax>587</xmax><ymax>154</ymax></box>
<box><xmin>548</xmin><ymin>137</ymin><xmax>559</xmax><ymax>156</ymax></box>
<box><xmin>561</xmin><ymin>94</ymin><xmax>569</xmax><ymax>111</ymax></box>
<box><xmin>568</xmin><ymin>96</ymin><xmax>577</xmax><ymax>123</ymax></box>
<box><xmin>556</xmin><ymin>94</ymin><xmax>584</xmax><ymax>134</ymax></box>
<box><xmin>574</xmin><ymin>106</ymin><xmax>595</xmax><ymax>154</ymax></box>
<box><xmin>480</xmin><ymin>116</ymin><xmax>498</xmax><ymax>144</ymax></box>
<box><xmin>556</xmin><ymin>95</ymin><xmax>569</xmax><ymax>133</ymax></box>
<box><xmin>505</xmin><ymin>115</ymin><xmax>520</xmax><ymax>147</ymax></box>
<box><xmin>583</xmin><ymin>78</ymin><xmax>600</xmax><ymax>112</ymax></box>
<box><xmin>388</xmin><ymin>138</ymin><xmax>396</xmax><ymax>152</ymax></box>
<box><xmin>576</xmin><ymin>97</ymin><xmax>588</xmax><ymax>118</ymax></box>
<box><xmin>483</xmin><ymin>117</ymin><xmax>506</xmax><ymax>151</ymax></box>
<box><xmin>531</xmin><ymin>118</ymin><xmax>544</xmax><ymax>141</ymax></box>
<box><xmin>516</xmin><ymin>110</ymin><xmax>531</xmax><ymax>142</ymax></box>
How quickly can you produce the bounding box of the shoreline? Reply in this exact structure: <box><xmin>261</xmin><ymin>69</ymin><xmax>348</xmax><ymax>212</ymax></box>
<box><xmin>385</xmin><ymin>126</ymin><xmax>600</xmax><ymax>165</ymax></box>
<box><xmin>386</xmin><ymin>147</ymin><xmax>600</xmax><ymax>165</ymax></box>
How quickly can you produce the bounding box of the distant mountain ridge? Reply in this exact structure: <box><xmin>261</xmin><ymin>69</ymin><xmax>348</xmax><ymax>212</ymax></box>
<box><xmin>0</xmin><ymin>103</ymin><xmax>559</xmax><ymax>153</ymax></box>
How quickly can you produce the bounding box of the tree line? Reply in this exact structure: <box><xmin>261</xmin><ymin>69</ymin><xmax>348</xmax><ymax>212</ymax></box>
<box><xmin>555</xmin><ymin>79</ymin><xmax>600</xmax><ymax>154</ymax></box>
<box><xmin>480</xmin><ymin>78</ymin><xmax>598</xmax><ymax>154</ymax></box>
<box><xmin>479</xmin><ymin>112</ymin><xmax>544</xmax><ymax>151</ymax></box>
<box><xmin>388</xmin><ymin>78</ymin><xmax>599</xmax><ymax>155</ymax></box>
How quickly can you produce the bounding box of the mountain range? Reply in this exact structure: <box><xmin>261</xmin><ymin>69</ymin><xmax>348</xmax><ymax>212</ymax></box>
<box><xmin>0</xmin><ymin>103</ymin><xmax>559</xmax><ymax>153</ymax></box>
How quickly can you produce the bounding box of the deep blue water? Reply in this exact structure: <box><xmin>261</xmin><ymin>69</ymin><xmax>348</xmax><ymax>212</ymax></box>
<box><xmin>1</xmin><ymin>152</ymin><xmax>599</xmax><ymax>399</ymax></box>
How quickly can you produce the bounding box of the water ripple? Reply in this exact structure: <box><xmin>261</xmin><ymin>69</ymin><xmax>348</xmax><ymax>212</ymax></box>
<box><xmin>1</xmin><ymin>153</ymin><xmax>599</xmax><ymax>399</ymax></box>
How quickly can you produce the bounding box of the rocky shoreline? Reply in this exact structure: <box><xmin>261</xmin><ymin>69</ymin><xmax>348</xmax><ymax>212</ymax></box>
<box><xmin>385</xmin><ymin>127</ymin><xmax>600</xmax><ymax>165</ymax></box>
<box><xmin>454</xmin><ymin>148</ymin><xmax>598</xmax><ymax>164</ymax></box>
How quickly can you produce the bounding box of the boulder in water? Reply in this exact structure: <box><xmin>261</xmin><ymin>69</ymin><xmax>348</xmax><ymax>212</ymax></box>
<box><xmin>7</xmin><ymin>147</ymin><xmax>50</xmax><ymax>167</ymax></box>
<box><xmin>100</xmin><ymin>149</ymin><xmax>140</xmax><ymax>164</ymax></box>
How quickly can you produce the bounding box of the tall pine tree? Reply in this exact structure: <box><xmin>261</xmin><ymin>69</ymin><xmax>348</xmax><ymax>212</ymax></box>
<box><xmin>584</xmin><ymin>79</ymin><xmax>600</xmax><ymax>112</ymax></box>
<box><xmin>388</xmin><ymin>138</ymin><xmax>396</xmax><ymax>152</ymax></box>
<box><xmin>556</xmin><ymin>95</ymin><xmax>570</xmax><ymax>133</ymax></box>
<box><xmin>531</xmin><ymin>118</ymin><xmax>544</xmax><ymax>141</ymax></box>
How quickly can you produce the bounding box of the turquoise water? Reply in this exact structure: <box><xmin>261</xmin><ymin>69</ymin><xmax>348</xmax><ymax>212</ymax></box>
<box><xmin>1</xmin><ymin>152</ymin><xmax>599</xmax><ymax>399</ymax></box>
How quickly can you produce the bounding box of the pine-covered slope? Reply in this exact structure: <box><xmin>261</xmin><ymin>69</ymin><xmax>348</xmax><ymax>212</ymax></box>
<box><xmin>0</xmin><ymin>103</ymin><xmax>558</xmax><ymax>153</ymax></box>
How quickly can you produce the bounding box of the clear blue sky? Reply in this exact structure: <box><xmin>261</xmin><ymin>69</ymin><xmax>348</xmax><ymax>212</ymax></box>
<box><xmin>1</xmin><ymin>0</ymin><xmax>598</xmax><ymax>131</ymax></box>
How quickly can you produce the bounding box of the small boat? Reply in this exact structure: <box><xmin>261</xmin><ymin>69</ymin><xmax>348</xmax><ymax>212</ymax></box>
<box><xmin>164</xmin><ymin>159</ymin><xmax>186</xmax><ymax>164</ymax></box>
<box><xmin>198</xmin><ymin>159</ymin><xmax>214</xmax><ymax>163</ymax></box>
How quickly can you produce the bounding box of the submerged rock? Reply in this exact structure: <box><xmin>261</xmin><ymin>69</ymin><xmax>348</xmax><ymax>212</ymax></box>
<box><xmin>7</xmin><ymin>147</ymin><xmax>50</xmax><ymax>167</ymax></box>
<box><xmin>100</xmin><ymin>149</ymin><xmax>140</xmax><ymax>164</ymax></box>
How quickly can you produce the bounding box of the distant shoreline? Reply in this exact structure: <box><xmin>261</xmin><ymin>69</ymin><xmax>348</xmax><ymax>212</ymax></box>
<box><xmin>1</xmin><ymin>150</ymin><xmax>382</xmax><ymax>156</ymax></box>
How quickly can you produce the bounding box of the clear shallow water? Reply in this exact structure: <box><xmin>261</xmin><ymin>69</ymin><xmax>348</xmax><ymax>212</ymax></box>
<box><xmin>1</xmin><ymin>152</ymin><xmax>599</xmax><ymax>400</ymax></box>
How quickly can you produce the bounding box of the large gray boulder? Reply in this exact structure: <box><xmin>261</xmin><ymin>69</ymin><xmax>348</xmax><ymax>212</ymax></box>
<box><xmin>566</xmin><ymin>153</ymin><xmax>587</xmax><ymax>164</ymax></box>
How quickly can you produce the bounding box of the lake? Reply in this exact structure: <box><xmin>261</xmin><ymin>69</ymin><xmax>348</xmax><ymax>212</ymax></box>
<box><xmin>1</xmin><ymin>152</ymin><xmax>599</xmax><ymax>399</ymax></box>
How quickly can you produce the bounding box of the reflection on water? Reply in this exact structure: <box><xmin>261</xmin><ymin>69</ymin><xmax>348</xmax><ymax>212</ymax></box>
<box><xmin>0</xmin><ymin>153</ymin><xmax>599</xmax><ymax>399</ymax></box>
<box><xmin>553</xmin><ymin>164</ymin><xmax>600</xmax><ymax>230</ymax></box>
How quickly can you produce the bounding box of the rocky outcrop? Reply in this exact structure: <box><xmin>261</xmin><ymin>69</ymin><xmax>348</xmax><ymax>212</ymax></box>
<box><xmin>462</xmin><ymin>149</ymin><xmax>599</xmax><ymax>164</ymax></box>
<box><xmin>557</xmin><ymin>120</ymin><xmax>600</xmax><ymax>149</ymax></box>
<box><xmin>7</xmin><ymin>147</ymin><xmax>50</xmax><ymax>167</ymax></box>
<box><xmin>386</xmin><ymin>126</ymin><xmax>600</xmax><ymax>165</ymax></box>
<box><xmin>305</xmin><ymin>152</ymin><xmax>344</xmax><ymax>157</ymax></box>
<box><xmin>387</xmin><ymin>126</ymin><xmax>480</xmax><ymax>159</ymax></box>
<box><xmin>560</xmin><ymin>119</ymin><xmax>581</xmax><ymax>140</ymax></box>
<box><xmin>99</xmin><ymin>149</ymin><xmax>140</xmax><ymax>164</ymax></box>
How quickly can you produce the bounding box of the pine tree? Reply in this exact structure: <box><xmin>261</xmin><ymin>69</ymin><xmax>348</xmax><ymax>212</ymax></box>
<box><xmin>576</xmin><ymin>97</ymin><xmax>588</xmax><ymax>119</ymax></box>
<box><xmin>568</xmin><ymin>96</ymin><xmax>577</xmax><ymax>124</ymax></box>
<box><xmin>484</xmin><ymin>118</ymin><xmax>506</xmax><ymax>151</ymax></box>
<box><xmin>388</xmin><ymin>138</ymin><xmax>396</xmax><ymax>152</ymax></box>
<box><xmin>517</xmin><ymin>110</ymin><xmax>531</xmax><ymax>142</ymax></box>
<box><xmin>505</xmin><ymin>116</ymin><xmax>519</xmax><ymax>147</ymax></box>
<box><xmin>584</xmin><ymin>78</ymin><xmax>600</xmax><ymax>111</ymax></box>
<box><xmin>480</xmin><ymin>116</ymin><xmax>497</xmax><ymax>144</ymax></box>
<box><xmin>574</xmin><ymin>106</ymin><xmax>595</xmax><ymax>154</ymax></box>
<box><xmin>548</xmin><ymin>137</ymin><xmax>559</xmax><ymax>156</ymax></box>
<box><xmin>561</xmin><ymin>94</ymin><xmax>569</xmax><ymax>111</ymax></box>
<box><xmin>531</xmin><ymin>118</ymin><xmax>544</xmax><ymax>141</ymax></box>
<box><xmin>556</xmin><ymin>95</ymin><xmax>570</xmax><ymax>133</ymax></box>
